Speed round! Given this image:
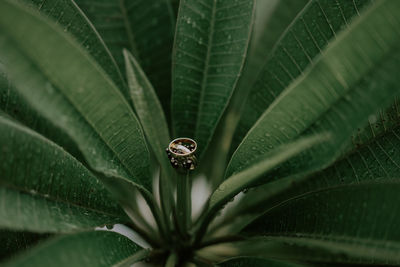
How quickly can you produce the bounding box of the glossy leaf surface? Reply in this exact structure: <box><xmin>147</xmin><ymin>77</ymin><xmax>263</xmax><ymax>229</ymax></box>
<box><xmin>26</xmin><ymin>0</ymin><xmax>126</xmax><ymax>94</ymax></box>
<box><xmin>172</xmin><ymin>0</ymin><xmax>255</xmax><ymax>156</ymax></box>
<box><xmin>233</xmin><ymin>0</ymin><xmax>373</xmax><ymax>149</ymax></box>
<box><xmin>243</xmin><ymin>182</ymin><xmax>400</xmax><ymax>265</ymax></box>
<box><xmin>4</xmin><ymin>231</ymin><xmax>139</xmax><ymax>267</ymax></box>
<box><xmin>0</xmin><ymin>115</ymin><xmax>127</xmax><ymax>232</ymax></box>
<box><xmin>0</xmin><ymin>0</ymin><xmax>151</xmax><ymax>188</ymax></box>
<box><xmin>228</xmin><ymin>0</ymin><xmax>400</xmax><ymax>178</ymax></box>
<box><xmin>74</xmin><ymin>0</ymin><xmax>175</xmax><ymax>118</ymax></box>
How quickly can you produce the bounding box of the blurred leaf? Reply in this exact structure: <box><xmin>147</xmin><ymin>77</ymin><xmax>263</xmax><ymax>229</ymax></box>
<box><xmin>228</xmin><ymin>0</ymin><xmax>400</xmax><ymax>178</ymax></box>
<box><xmin>4</xmin><ymin>231</ymin><xmax>140</xmax><ymax>267</ymax></box>
<box><xmin>196</xmin><ymin>134</ymin><xmax>328</xmax><ymax>244</ymax></box>
<box><xmin>209</xmin><ymin>134</ymin><xmax>328</xmax><ymax>210</ymax></box>
<box><xmin>200</xmin><ymin>0</ymin><xmax>308</xmax><ymax>186</ymax></box>
<box><xmin>233</xmin><ymin>0</ymin><xmax>373</xmax><ymax>150</ymax></box>
<box><xmin>241</xmin><ymin>182</ymin><xmax>400</xmax><ymax>265</ymax></box>
<box><xmin>0</xmin><ymin>63</ymin><xmax>82</xmax><ymax>160</ymax></box>
<box><xmin>0</xmin><ymin>230</ymin><xmax>50</xmax><ymax>262</ymax></box>
<box><xmin>112</xmin><ymin>249</ymin><xmax>150</xmax><ymax>267</ymax></box>
<box><xmin>0</xmin><ymin>0</ymin><xmax>151</xmax><ymax>189</ymax></box>
<box><xmin>74</xmin><ymin>0</ymin><xmax>175</xmax><ymax>119</ymax></box>
<box><xmin>216</xmin><ymin>113</ymin><xmax>400</xmax><ymax>236</ymax></box>
<box><xmin>201</xmin><ymin>226</ymin><xmax>400</xmax><ymax>265</ymax></box>
<box><xmin>220</xmin><ymin>258</ymin><xmax>306</xmax><ymax>267</ymax></box>
<box><xmin>171</xmin><ymin>0</ymin><xmax>255</xmax><ymax>156</ymax></box>
<box><xmin>0</xmin><ymin>115</ymin><xmax>127</xmax><ymax>232</ymax></box>
<box><xmin>25</xmin><ymin>0</ymin><xmax>127</xmax><ymax>96</ymax></box>
<box><xmin>123</xmin><ymin>50</ymin><xmax>173</xmax><ymax>223</ymax></box>
<box><xmin>123</xmin><ymin>50</ymin><xmax>170</xmax><ymax>169</ymax></box>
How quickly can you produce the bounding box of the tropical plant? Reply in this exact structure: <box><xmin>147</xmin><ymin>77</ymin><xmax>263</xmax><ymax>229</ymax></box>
<box><xmin>1</xmin><ymin>0</ymin><xmax>400</xmax><ymax>266</ymax></box>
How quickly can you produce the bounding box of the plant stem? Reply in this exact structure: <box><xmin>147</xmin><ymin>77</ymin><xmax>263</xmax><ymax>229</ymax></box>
<box><xmin>176</xmin><ymin>171</ymin><xmax>191</xmax><ymax>239</ymax></box>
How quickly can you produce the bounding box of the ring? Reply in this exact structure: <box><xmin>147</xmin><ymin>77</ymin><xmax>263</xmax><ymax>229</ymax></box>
<box><xmin>165</xmin><ymin>137</ymin><xmax>197</xmax><ymax>171</ymax></box>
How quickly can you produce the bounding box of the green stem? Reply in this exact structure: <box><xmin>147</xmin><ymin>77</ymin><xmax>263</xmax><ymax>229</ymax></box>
<box><xmin>176</xmin><ymin>171</ymin><xmax>191</xmax><ymax>239</ymax></box>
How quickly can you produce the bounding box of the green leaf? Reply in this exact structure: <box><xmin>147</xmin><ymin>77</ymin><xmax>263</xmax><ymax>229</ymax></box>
<box><xmin>227</xmin><ymin>0</ymin><xmax>400</xmax><ymax>178</ymax></box>
<box><xmin>4</xmin><ymin>231</ymin><xmax>140</xmax><ymax>267</ymax></box>
<box><xmin>172</xmin><ymin>0</ymin><xmax>256</xmax><ymax>156</ymax></box>
<box><xmin>220</xmin><ymin>257</ymin><xmax>306</xmax><ymax>267</ymax></box>
<box><xmin>123</xmin><ymin>49</ymin><xmax>170</xmax><ymax>168</ymax></box>
<box><xmin>0</xmin><ymin>0</ymin><xmax>151</xmax><ymax>188</ymax></box>
<box><xmin>74</xmin><ymin>0</ymin><xmax>175</xmax><ymax>119</ymax></box>
<box><xmin>199</xmin><ymin>231</ymin><xmax>400</xmax><ymax>265</ymax></box>
<box><xmin>112</xmin><ymin>249</ymin><xmax>150</xmax><ymax>267</ymax></box>
<box><xmin>233</xmin><ymin>0</ymin><xmax>373</xmax><ymax>150</ymax></box>
<box><xmin>97</xmin><ymin>173</ymin><xmax>168</xmax><ymax>247</ymax></box>
<box><xmin>216</xmin><ymin>110</ymin><xmax>400</xmax><ymax>235</ymax></box>
<box><xmin>0</xmin><ymin>63</ymin><xmax>82</xmax><ymax>160</ymax></box>
<box><xmin>123</xmin><ymin>49</ymin><xmax>173</xmax><ymax>226</ymax></box>
<box><xmin>0</xmin><ymin>230</ymin><xmax>49</xmax><ymax>262</ymax></box>
<box><xmin>195</xmin><ymin>134</ymin><xmax>328</xmax><ymax>244</ymax></box>
<box><xmin>198</xmin><ymin>0</ymin><xmax>308</xmax><ymax>187</ymax></box>
<box><xmin>25</xmin><ymin>0</ymin><xmax>127</xmax><ymax>95</ymax></box>
<box><xmin>242</xmin><ymin>182</ymin><xmax>400</xmax><ymax>265</ymax></box>
<box><xmin>209</xmin><ymin>134</ymin><xmax>328</xmax><ymax>209</ymax></box>
<box><xmin>250</xmin><ymin>0</ymin><xmax>309</xmax><ymax>65</ymax></box>
<box><xmin>0</xmin><ymin>115</ymin><xmax>127</xmax><ymax>232</ymax></box>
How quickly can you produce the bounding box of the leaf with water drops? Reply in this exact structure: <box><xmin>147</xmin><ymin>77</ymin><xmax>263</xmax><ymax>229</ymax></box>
<box><xmin>216</xmin><ymin>106</ymin><xmax>400</xmax><ymax>236</ymax></box>
<box><xmin>227</xmin><ymin>0</ymin><xmax>400</xmax><ymax>179</ymax></box>
<box><xmin>200</xmin><ymin>221</ymin><xmax>400</xmax><ymax>265</ymax></box>
<box><xmin>241</xmin><ymin>182</ymin><xmax>400</xmax><ymax>265</ymax></box>
<box><xmin>232</xmin><ymin>0</ymin><xmax>374</xmax><ymax>150</ymax></box>
<box><xmin>26</xmin><ymin>0</ymin><xmax>127</xmax><ymax>96</ymax></box>
<box><xmin>172</xmin><ymin>0</ymin><xmax>256</xmax><ymax>156</ymax></box>
<box><xmin>196</xmin><ymin>134</ymin><xmax>328</xmax><ymax>242</ymax></box>
<box><xmin>3</xmin><ymin>231</ymin><xmax>140</xmax><ymax>267</ymax></box>
<box><xmin>0</xmin><ymin>115</ymin><xmax>128</xmax><ymax>232</ymax></box>
<box><xmin>0</xmin><ymin>62</ymin><xmax>82</xmax><ymax>161</ymax></box>
<box><xmin>123</xmin><ymin>50</ymin><xmax>170</xmax><ymax>170</ymax></box>
<box><xmin>123</xmin><ymin>50</ymin><xmax>173</xmax><ymax>221</ymax></box>
<box><xmin>74</xmin><ymin>0</ymin><xmax>175</xmax><ymax>119</ymax></box>
<box><xmin>0</xmin><ymin>0</ymin><xmax>152</xmax><ymax>189</ymax></box>
<box><xmin>200</xmin><ymin>0</ymin><xmax>308</xmax><ymax>186</ymax></box>
<box><xmin>209</xmin><ymin>134</ymin><xmax>328</xmax><ymax>210</ymax></box>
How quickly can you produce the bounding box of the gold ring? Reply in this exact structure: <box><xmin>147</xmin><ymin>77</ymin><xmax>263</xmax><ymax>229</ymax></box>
<box><xmin>166</xmin><ymin>137</ymin><xmax>197</xmax><ymax>171</ymax></box>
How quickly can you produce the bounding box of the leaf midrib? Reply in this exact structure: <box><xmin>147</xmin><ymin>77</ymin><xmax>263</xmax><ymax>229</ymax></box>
<box><xmin>119</xmin><ymin>0</ymin><xmax>140</xmax><ymax>59</ymax></box>
<box><xmin>259</xmin><ymin>180</ymin><xmax>400</xmax><ymax>221</ymax></box>
<box><xmin>260</xmin><ymin>233</ymin><xmax>400</xmax><ymax>250</ymax></box>
<box><xmin>3</xmin><ymin>1</ymin><xmax>146</xmax><ymax>183</ymax></box>
<box><xmin>0</xmin><ymin>181</ymin><xmax>124</xmax><ymax>219</ymax></box>
<box><xmin>195</xmin><ymin>0</ymin><xmax>217</xmax><ymax>138</ymax></box>
<box><xmin>236</xmin><ymin>0</ymin><xmax>386</xmax><ymax>149</ymax></box>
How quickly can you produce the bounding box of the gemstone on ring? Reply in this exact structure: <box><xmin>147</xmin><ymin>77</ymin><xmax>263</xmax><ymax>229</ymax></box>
<box><xmin>166</xmin><ymin>138</ymin><xmax>197</xmax><ymax>171</ymax></box>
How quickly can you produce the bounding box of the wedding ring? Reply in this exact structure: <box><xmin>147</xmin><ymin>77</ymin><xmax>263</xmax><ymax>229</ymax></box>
<box><xmin>165</xmin><ymin>138</ymin><xmax>197</xmax><ymax>171</ymax></box>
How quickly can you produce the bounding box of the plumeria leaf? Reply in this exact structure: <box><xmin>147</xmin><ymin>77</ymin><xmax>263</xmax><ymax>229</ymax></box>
<box><xmin>0</xmin><ymin>64</ymin><xmax>82</xmax><ymax>160</ymax></box>
<box><xmin>199</xmin><ymin>227</ymin><xmax>400</xmax><ymax>265</ymax></box>
<box><xmin>26</xmin><ymin>0</ymin><xmax>127</xmax><ymax>95</ymax></box>
<box><xmin>4</xmin><ymin>231</ymin><xmax>140</xmax><ymax>267</ymax></box>
<box><xmin>228</xmin><ymin>0</ymin><xmax>400</xmax><ymax>179</ymax></box>
<box><xmin>74</xmin><ymin>0</ymin><xmax>175</xmax><ymax>118</ymax></box>
<box><xmin>233</xmin><ymin>0</ymin><xmax>373</xmax><ymax>150</ymax></box>
<box><xmin>0</xmin><ymin>0</ymin><xmax>151</xmax><ymax>189</ymax></box>
<box><xmin>0</xmin><ymin>115</ymin><xmax>127</xmax><ymax>232</ymax></box>
<box><xmin>171</xmin><ymin>0</ymin><xmax>256</xmax><ymax>156</ymax></box>
<box><xmin>240</xmin><ymin>182</ymin><xmax>400</xmax><ymax>265</ymax></box>
<box><xmin>195</xmin><ymin>134</ymin><xmax>328</xmax><ymax>243</ymax></box>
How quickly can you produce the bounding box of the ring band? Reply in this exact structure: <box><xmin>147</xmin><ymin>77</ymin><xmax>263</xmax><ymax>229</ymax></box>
<box><xmin>166</xmin><ymin>137</ymin><xmax>197</xmax><ymax>171</ymax></box>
